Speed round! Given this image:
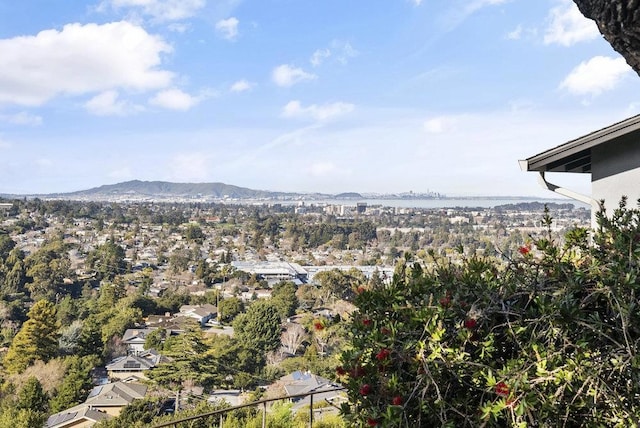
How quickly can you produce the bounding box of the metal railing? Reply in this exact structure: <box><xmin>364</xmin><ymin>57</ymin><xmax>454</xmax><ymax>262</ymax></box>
<box><xmin>152</xmin><ymin>386</ymin><xmax>346</xmax><ymax>428</ymax></box>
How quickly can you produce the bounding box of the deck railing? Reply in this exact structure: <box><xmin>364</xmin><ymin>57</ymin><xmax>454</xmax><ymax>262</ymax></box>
<box><xmin>152</xmin><ymin>386</ymin><xmax>346</xmax><ymax>428</ymax></box>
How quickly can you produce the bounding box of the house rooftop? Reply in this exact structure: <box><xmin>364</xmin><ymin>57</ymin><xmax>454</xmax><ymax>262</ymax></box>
<box><xmin>520</xmin><ymin>114</ymin><xmax>640</xmax><ymax>174</ymax></box>
<box><xmin>46</xmin><ymin>406</ymin><xmax>109</xmax><ymax>428</ymax></box>
<box><xmin>85</xmin><ymin>381</ymin><xmax>147</xmax><ymax>407</ymax></box>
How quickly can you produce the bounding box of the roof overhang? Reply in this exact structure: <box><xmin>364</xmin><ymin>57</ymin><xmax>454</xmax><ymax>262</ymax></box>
<box><xmin>519</xmin><ymin>114</ymin><xmax>640</xmax><ymax>173</ymax></box>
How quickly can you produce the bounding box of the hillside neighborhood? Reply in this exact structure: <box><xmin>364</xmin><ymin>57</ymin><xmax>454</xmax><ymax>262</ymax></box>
<box><xmin>0</xmin><ymin>197</ymin><xmax>590</xmax><ymax>427</ymax></box>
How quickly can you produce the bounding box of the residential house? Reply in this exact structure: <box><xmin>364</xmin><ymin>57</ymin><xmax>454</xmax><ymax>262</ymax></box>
<box><xmin>82</xmin><ymin>381</ymin><xmax>148</xmax><ymax>416</ymax></box>
<box><xmin>46</xmin><ymin>407</ymin><xmax>110</xmax><ymax>428</ymax></box>
<box><xmin>177</xmin><ymin>304</ymin><xmax>217</xmax><ymax>326</ymax></box>
<box><xmin>46</xmin><ymin>381</ymin><xmax>147</xmax><ymax>427</ymax></box>
<box><xmin>121</xmin><ymin>328</ymin><xmax>156</xmax><ymax>355</ymax></box>
<box><xmin>275</xmin><ymin>371</ymin><xmax>343</xmax><ymax>409</ymax></box>
<box><xmin>105</xmin><ymin>350</ymin><xmax>164</xmax><ymax>380</ymax></box>
<box><xmin>145</xmin><ymin>313</ymin><xmax>179</xmax><ymax>329</ymax></box>
<box><xmin>520</xmin><ymin>114</ymin><xmax>640</xmax><ymax>225</ymax></box>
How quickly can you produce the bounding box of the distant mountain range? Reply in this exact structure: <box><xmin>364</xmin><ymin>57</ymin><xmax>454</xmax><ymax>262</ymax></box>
<box><xmin>13</xmin><ymin>180</ymin><xmax>368</xmax><ymax>201</ymax></box>
<box><xmin>0</xmin><ymin>180</ymin><xmax>455</xmax><ymax>202</ymax></box>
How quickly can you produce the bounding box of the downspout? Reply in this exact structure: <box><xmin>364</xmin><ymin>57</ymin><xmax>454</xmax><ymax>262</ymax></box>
<box><xmin>534</xmin><ymin>171</ymin><xmax>602</xmax><ymax>212</ymax></box>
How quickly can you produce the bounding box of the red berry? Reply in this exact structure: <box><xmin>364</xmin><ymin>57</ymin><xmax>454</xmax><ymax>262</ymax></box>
<box><xmin>366</xmin><ymin>417</ymin><xmax>378</xmax><ymax>426</ymax></box>
<box><xmin>375</xmin><ymin>348</ymin><xmax>390</xmax><ymax>361</ymax></box>
<box><xmin>439</xmin><ymin>297</ymin><xmax>451</xmax><ymax>307</ymax></box>
<box><xmin>495</xmin><ymin>381</ymin><xmax>509</xmax><ymax>397</ymax></box>
<box><xmin>464</xmin><ymin>318</ymin><xmax>477</xmax><ymax>329</ymax></box>
<box><xmin>359</xmin><ymin>384</ymin><xmax>372</xmax><ymax>396</ymax></box>
<box><xmin>392</xmin><ymin>396</ymin><xmax>403</xmax><ymax>406</ymax></box>
<box><xmin>362</xmin><ymin>318</ymin><xmax>372</xmax><ymax>327</ymax></box>
<box><xmin>314</xmin><ymin>321</ymin><xmax>324</xmax><ymax>331</ymax></box>
<box><xmin>335</xmin><ymin>366</ymin><xmax>346</xmax><ymax>376</ymax></box>
<box><xmin>357</xmin><ymin>285</ymin><xmax>366</xmax><ymax>294</ymax></box>
<box><xmin>518</xmin><ymin>245</ymin><xmax>530</xmax><ymax>255</ymax></box>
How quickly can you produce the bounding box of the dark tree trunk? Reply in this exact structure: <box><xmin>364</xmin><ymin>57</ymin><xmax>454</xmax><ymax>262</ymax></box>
<box><xmin>573</xmin><ymin>0</ymin><xmax>640</xmax><ymax>76</ymax></box>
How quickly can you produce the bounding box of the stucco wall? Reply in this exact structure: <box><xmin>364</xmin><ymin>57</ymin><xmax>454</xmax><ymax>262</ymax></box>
<box><xmin>592</xmin><ymin>138</ymin><xmax>640</xmax><ymax>217</ymax></box>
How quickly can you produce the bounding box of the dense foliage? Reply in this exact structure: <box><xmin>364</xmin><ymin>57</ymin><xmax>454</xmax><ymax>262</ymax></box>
<box><xmin>339</xmin><ymin>201</ymin><xmax>640</xmax><ymax>427</ymax></box>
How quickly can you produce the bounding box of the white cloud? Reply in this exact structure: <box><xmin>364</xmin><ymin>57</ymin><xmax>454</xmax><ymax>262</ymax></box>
<box><xmin>411</xmin><ymin>0</ymin><xmax>423</xmax><ymax>5</ymax></box>
<box><xmin>331</xmin><ymin>40</ymin><xmax>358</xmax><ymax>64</ymax></box>
<box><xmin>0</xmin><ymin>22</ymin><xmax>173</xmax><ymax>107</ymax></box>
<box><xmin>272</xmin><ymin>64</ymin><xmax>317</xmax><ymax>87</ymax></box>
<box><xmin>465</xmin><ymin>0</ymin><xmax>509</xmax><ymax>15</ymax></box>
<box><xmin>230</xmin><ymin>79</ymin><xmax>253</xmax><ymax>92</ymax></box>
<box><xmin>560</xmin><ymin>56</ymin><xmax>631</xmax><ymax>96</ymax></box>
<box><xmin>149</xmin><ymin>88</ymin><xmax>199</xmax><ymax>111</ymax></box>
<box><xmin>506</xmin><ymin>25</ymin><xmax>522</xmax><ymax>40</ymax></box>
<box><xmin>0</xmin><ymin>111</ymin><xmax>42</xmax><ymax>126</ymax></box>
<box><xmin>310</xmin><ymin>49</ymin><xmax>331</xmax><ymax>67</ymax></box>
<box><xmin>282</xmin><ymin>100</ymin><xmax>354</xmax><ymax>121</ymax></box>
<box><xmin>168</xmin><ymin>23</ymin><xmax>190</xmax><ymax>33</ymax></box>
<box><xmin>216</xmin><ymin>17</ymin><xmax>239</xmax><ymax>40</ymax></box>
<box><xmin>85</xmin><ymin>90</ymin><xmax>142</xmax><ymax>116</ymax></box>
<box><xmin>441</xmin><ymin>0</ymin><xmax>510</xmax><ymax>31</ymax></box>
<box><xmin>310</xmin><ymin>41</ymin><xmax>357</xmax><ymax>67</ymax></box>
<box><xmin>102</xmin><ymin>0</ymin><xmax>205</xmax><ymax>22</ymax></box>
<box><xmin>544</xmin><ymin>0</ymin><xmax>599</xmax><ymax>46</ymax></box>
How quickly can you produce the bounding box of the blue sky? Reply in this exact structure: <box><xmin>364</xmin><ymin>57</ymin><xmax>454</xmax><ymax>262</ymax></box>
<box><xmin>0</xmin><ymin>0</ymin><xmax>639</xmax><ymax>196</ymax></box>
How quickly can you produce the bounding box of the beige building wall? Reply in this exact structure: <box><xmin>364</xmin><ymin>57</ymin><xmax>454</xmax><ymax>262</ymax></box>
<box><xmin>91</xmin><ymin>406</ymin><xmax>124</xmax><ymax>417</ymax></box>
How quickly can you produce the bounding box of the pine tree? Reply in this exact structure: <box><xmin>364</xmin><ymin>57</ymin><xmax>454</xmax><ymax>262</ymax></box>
<box><xmin>233</xmin><ymin>300</ymin><xmax>282</xmax><ymax>354</ymax></box>
<box><xmin>16</xmin><ymin>376</ymin><xmax>48</xmax><ymax>412</ymax></box>
<box><xmin>3</xmin><ymin>299</ymin><xmax>60</xmax><ymax>373</ymax></box>
<box><xmin>147</xmin><ymin>324</ymin><xmax>218</xmax><ymax>390</ymax></box>
<box><xmin>49</xmin><ymin>356</ymin><xmax>94</xmax><ymax>413</ymax></box>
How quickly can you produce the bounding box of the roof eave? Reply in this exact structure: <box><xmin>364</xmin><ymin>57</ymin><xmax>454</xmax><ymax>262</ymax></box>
<box><xmin>521</xmin><ymin>113</ymin><xmax>640</xmax><ymax>173</ymax></box>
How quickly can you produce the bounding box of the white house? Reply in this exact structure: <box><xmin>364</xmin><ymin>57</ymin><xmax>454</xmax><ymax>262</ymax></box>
<box><xmin>520</xmin><ymin>114</ymin><xmax>640</xmax><ymax>225</ymax></box>
<box><xmin>177</xmin><ymin>304</ymin><xmax>217</xmax><ymax>326</ymax></box>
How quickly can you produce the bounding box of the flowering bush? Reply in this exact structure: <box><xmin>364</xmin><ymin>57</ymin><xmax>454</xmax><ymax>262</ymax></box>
<box><xmin>338</xmin><ymin>201</ymin><xmax>640</xmax><ymax>427</ymax></box>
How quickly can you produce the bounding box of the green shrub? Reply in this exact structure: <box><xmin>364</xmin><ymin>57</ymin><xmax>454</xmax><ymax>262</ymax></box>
<box><xmin>338</xmin><ymin>201</ymin><xmax>640</xmax><ymax>427</ymax></box>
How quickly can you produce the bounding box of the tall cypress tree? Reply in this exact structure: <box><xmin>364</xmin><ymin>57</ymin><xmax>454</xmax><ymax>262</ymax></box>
<box><xmin>3</xmin><ymin>300</ymin><xmax>60</xmax><ymax>373</ymax></box>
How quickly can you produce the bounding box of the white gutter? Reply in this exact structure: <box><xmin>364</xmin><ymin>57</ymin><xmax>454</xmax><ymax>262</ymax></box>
<box><xmin>518</xmin><ymin>160</ymin><xmax>601</xmax><ymax>211</ymax></box>
<box><xmin>536</xmin><ymin>171</ymin><xmax>601</xmax><ymax>211</ymax></box>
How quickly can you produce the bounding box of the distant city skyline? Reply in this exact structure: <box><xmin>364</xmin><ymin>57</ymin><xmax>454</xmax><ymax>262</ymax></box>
<box><xmin>1</xmin><ymin>1</ymin><xmax>639</xmax><ymax>197</ymax></box>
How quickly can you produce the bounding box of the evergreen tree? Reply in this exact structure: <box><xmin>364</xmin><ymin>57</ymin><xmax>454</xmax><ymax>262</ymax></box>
<box><xmin>0</xmin><ymin>408</ymin><xmax>46</xmax><ymax>428</ymax></box>
<box><xmin>270</xmin><ymin>281</ymin><xmax>298</xmax><ymax>319</ymax></box>
<box><xmin>16</xmin><ymin>376</ymin><xmax>48</xmax><ymax>412</ymax></box>
<box><xmin>49</xmin><ymin>356</ymin><xmax>95</xmax><ymax>413</ymax></box>
<box><xmin>147</xmin><ymin>324</ymin><xmax>218</xmax><ymax>390</ymax></box>
<box><xmin>24</xmin><ymin>238</ymin><xmax>71</xmax><ymax>300</ymax></box>
<box><xmin>3</xmin><ymin>299</ymin><xmax>60</xmax><ymax>373</ymax></box>
<box><xmin>233</xmin><ymin>300</ymin><xmax>282</xmax><ymax>354</ymax></box>
<box><xmin>4</xmin><ymin>259</ymin><xmax>26</xmax><ymax>294</ymax></box>
<box><xmin>76</xmin><ymin>314</ymin><xmax>103</xmax><ymax>357</ymax></box>
<box><xmin>86</xmin><ymin>240</ymin><xmax>127</xmax><ymax>280</ymax></box>
<box><xmin>218</xmin><ymin>296</ymin><xmax>244</xmax><ymax>323</ymax></box>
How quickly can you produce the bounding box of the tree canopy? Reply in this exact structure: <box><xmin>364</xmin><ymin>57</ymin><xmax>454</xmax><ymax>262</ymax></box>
<box><xmin>573</xmin><ymin>0</ymin><xmax>640</xmax><ymax>76</ymax></box>
<box><xmin>233</xmin><ymin>300</ymin><xmax>282</xmax><ymax>355</ymax></box>
<box><xmin>3</xmin><ymin>299</ymin><xmax>60</xmax><ymax>374</ymax></box>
